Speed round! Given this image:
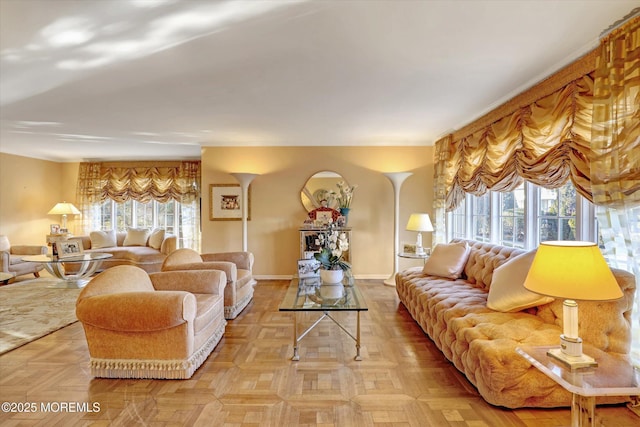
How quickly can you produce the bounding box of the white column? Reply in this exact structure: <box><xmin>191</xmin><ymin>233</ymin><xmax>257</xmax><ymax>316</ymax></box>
<box><xmin>383</xmin><ymin>172</ymin><xmax>413</xmax><ymax>286</ymax></box>
<box><xmin>230</xmin><ymin>173</ymin><xmax>258</xmax><ymax>252</ymax></box>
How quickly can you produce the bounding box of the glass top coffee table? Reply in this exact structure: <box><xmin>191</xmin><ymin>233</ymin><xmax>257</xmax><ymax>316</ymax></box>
<box><xmin>21</xmin><ymin>253</ymin><xmax>112</xmax><ymax>288</ymax></box>
<box><xmin>279</xmin><ymin>275</ymin><xmax>368</xmax><ymax>361</ymax></box>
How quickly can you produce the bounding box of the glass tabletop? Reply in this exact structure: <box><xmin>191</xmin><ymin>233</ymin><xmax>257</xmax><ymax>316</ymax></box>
<box><xmin>516</xmin><ymin>345</ymin><xmax>640</xmax><ymax>396</ymax></box>
<box><xmin>279</xmin><ymin>276</ymin><xmax>368</xmax><ymax>311</ymax></box>
<box><xmin>22</xmin><ymin>253</ymin><xmax>113</xmax><ymax>263</ymax></box>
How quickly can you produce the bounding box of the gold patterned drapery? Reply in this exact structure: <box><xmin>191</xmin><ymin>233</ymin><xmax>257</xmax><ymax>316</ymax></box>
<box><xmin>589</xmin><ymin>15</ymin><xmax>640</xmax><ymax>367</ymax></box>
<box><xmin>591</xmin><ymin>16</ymin><xmax>640</xmax><ymax>209</ymax></box>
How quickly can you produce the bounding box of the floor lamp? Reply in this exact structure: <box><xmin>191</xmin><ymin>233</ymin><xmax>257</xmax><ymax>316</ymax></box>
<box><xmin>383</xmin><ymin>172</ymin><xmax>412</xmax><ymax>286</ymax></box>
<box><xmin>230</xmin><ymin>173</ymin><xmax>258</xmax><ymax>252</ymax></box>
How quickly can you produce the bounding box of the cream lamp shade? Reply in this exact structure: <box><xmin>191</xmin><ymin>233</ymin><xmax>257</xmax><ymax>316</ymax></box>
<box><xmin>48</xmin><ymin>202</ymin><xmax>81</xmax><ymax>230</ymax></box>
<box><xmin>406</xmin><ymin>213</ymin><xmax>433</xmax><ymax>255</ymax></box>
<box><xmin>523</xmin><ymin>240</ymin><xmax>622</xmax><ymax>369</ymax></box>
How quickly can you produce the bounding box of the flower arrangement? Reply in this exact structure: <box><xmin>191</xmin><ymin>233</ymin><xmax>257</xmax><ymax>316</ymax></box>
<box><xmin>332</xmin><ymin>181</ymin><xmax>357</xmax><ymax>209</ymax></box>
<box><xmin>314</xmin><ymin>223</ymin><xmax>351</xmax><ymax>271</ymax></box>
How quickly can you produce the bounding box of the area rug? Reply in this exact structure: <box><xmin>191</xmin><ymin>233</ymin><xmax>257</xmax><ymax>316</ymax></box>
<box><xmin>0</xmin><ymin>278</ymin><xmax>81</xmax><ymax>355</ymax></box>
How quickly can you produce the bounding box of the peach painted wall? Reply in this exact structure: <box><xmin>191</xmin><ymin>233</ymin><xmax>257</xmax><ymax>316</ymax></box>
<box><xmin>0</xmin><ymin>153</ymin><xmax>80</xmax><ymax>246</ymax></box>
<box><xmin>201</xmin><ymin>146</ymin><xmax>434</xmax><ymax>278</ymax></box>
<box><xmin>1</xmin><ymin>147</ymin><xmax>434</xmax><ymax>277</ymax></box>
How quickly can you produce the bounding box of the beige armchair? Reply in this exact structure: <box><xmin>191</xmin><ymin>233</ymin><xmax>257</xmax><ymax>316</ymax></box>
<box><xmin>76</xmin><ymin>265</ymin><xmax>227</xmax><ymax>379</ymax></box>
<box><xmin>0</xmin><ymin>235</ymin><xmax>48</xmax><ymax>281</ymax></box>
<box><xmin>162</xmin><ymin>248</ymin><xmax>256</xmax><ymax>320</ymax></box>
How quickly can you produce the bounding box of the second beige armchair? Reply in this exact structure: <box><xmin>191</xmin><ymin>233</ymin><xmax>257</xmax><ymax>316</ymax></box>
<box><xmin>0</xmin><ymin>235</ymin><xmax>48</xmax><ymax>281</ymax></box>
<box><xmin>162</xmin><ymin>248</ymin><xmax>256</xmax><ymax>319</ymax></box>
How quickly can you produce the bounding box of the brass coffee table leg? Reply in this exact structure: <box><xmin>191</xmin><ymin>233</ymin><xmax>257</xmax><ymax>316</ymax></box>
<box><xmin>354</xmin><ymin>311</ymin><xmax>362</xmax><ymax>361</ymax></box>
<box><xmin>292</xmin><ymin>312</ymin><xmax>300</xmax><ymax>361</ymax></box>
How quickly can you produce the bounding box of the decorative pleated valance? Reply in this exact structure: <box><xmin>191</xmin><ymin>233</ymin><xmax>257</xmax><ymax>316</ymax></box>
<box><xmin>77</xmin><ymin>161</ymin><xmax>201</xmax><ymax>204</ymax></box>
<box><xmin>443</xmin><ymin>71</ymin><xmax>595</xmax><ymax>212</ymax></box>
<box><xmin>435</xmin><ymin>14</ymin><xmax>638</xmax><ymax>214</ymax></box>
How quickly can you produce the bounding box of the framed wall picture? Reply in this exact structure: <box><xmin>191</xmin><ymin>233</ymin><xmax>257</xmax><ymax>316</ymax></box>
<box><xmin>55</xmin><ymin>240</ymin><xmax>84</xmax><ymax>258</ymax></box>
<box><xmin>209</xmin><ymin>184</ymin><xmax>251</xmax><ymax>221</ymax></box>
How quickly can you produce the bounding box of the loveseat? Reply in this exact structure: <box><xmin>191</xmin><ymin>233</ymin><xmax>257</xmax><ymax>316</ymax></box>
<box><xmin>71</xmin><ymin>229</ymin><xmax>177</xmax><ymax>273</ymax></box>
<box><xmin>76</xmin><ymin>265</ymin><xmax>226</xmax><ymax>379</ymax></box>
<box><xmin>395</xmin><ymin>239</ymin><xmax>636</xmax><ymax>408</ymax></box>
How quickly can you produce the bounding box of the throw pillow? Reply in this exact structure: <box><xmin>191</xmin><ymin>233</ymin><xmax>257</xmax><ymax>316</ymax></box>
<box><xmin>123</xmin><ymin>228</ymin><xmax>150</xmax><ymax>247</ymax></box>
<box><xmin>422</xmin><ymin>241</ymin><xmax>470</xmax><ymax>279</ymax></box>
<box><xmin>148</xmin><ymin>228</ymin><xmax>165</xmax><ymax>249</ymax></box>
<box><xmin>487</xmin><ymin>250</ymin><xmax>555</xmax><ymax>312</ymax></box>
<box><xmin>90</xmin><ymin>230</ymin><xmax>117</xmax><ymax>249</ymax></box>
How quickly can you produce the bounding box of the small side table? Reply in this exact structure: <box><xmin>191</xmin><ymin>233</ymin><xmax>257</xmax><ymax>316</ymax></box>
<box><xmin>516</xmin><ymin>345</ymin><xmax>640</xmax><ymax>427</ymax></box>
<box><xmin>398</xmin><ymin>252</ymin><xmax>429</xmax><ymax>264</ymax></box>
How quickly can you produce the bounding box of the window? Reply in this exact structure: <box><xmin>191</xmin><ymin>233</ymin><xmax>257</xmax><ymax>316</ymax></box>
<box><xmin>450</xmin><ymin>198</ymin><xmax>467</xmax><ymax>240</ymax></box>
<box><xmin>99</xmin><ymin>199</ymin><xmax>191</xmax><ymax>246</ymax></box>
<box><xmin>447</xmin><ymin>180</ymin><xmax>591</xmax><ymax>249</ymax></box>
<box><xmin>499</xmin><ymin>184</ymin><xmax>525</xmax><ymax>248</ymax></box>
<box><xmin>537</xmin><ymin>182</ymin><xmax>576</xmax><ymax>242</ymax></box>
<box><xmin>471</xmin><ymin>193</ymin><xmax>491</xmax><ymax>242</ymax></box>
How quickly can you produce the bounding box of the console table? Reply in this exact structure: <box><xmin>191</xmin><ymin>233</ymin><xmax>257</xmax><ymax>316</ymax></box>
<box><xmin>299</xmin><ymin>227</ymin><xmax>351</xmax><ymax>262</ymax></box>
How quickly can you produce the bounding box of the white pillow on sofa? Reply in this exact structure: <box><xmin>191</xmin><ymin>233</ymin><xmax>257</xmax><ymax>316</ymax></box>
<box><xmin>422</xmin><ymin>241</ymin><xmax>470</xmax><ymax>279</ymax></box>
<box><xmin>123</xmin><ymin>228</ymin><xmax>150</xmax><ymax>247</ymax></box>
<box><xmin>148</xmin><ymin>228</ymin><xmax>165</xmax><ymax>249</ymax></box>
<box><xmin>90</xmin><ymin>230</ymin><xmax>117</xmax><ymax>249</ymax></box>
<box><xmin>487</xmin><ymin>250</ymin><xmax>555</xmax><ymax>312</ymax></box>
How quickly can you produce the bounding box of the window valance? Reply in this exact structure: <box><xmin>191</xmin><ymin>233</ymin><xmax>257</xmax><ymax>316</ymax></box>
<box><xmin>442</xmin><ymin>72</ymin><xmax>595</xmax><ymax>212</ymax></box>
<box><xmin>436</xmin><ymin>12</ymin><xmax>638</xmax><ymax>214</ymax></box>
<box><xmin>77</xmin><ymin>161</ymin><xmax>201</xmax><ymax>204</ymax></box>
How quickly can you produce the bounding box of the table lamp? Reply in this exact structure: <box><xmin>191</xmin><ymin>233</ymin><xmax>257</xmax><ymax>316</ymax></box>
<box><xmin>48</xmin><ymin>202</ymin><xmax>80</xmax><ymax>230</ymax></box>
<box><xmin>406</xmin><ymin>213</ymin><xmax>433</xmax><ymax>255</ymax></box>
<box><xmin>523</xmin><ymin>241</ymin><xmax>622</xmax><ymax>369</ymax></box>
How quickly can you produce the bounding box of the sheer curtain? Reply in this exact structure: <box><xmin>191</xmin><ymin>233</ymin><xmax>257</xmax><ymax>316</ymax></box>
<box><xmin>76</xmin><ymin>161</ymin><xmax>201</xmax><ymax>250</ymax></box>
<box><xmin>76</xmin><ymin>162</ymin><xmax>103</xmax><ymax>233</ymax></box>
<box><xmin>590</xmin><ymin>16</ymin><xmax>640</xmax><ymax>367</ymax></box>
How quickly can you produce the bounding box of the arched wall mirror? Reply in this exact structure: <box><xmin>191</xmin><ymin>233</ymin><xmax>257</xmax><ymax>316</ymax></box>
<box><xmin>300</xmin><ymin>171</ymin><xmax>348</xmax><ymax>212</ymax></box>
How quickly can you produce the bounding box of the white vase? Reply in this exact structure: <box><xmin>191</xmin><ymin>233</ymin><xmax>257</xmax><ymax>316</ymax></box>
<box><xmin>319</xmin><ymin>283</ymin><xmax>345</xmax><ymax>301</ymax></box>
<box><xmin>320</xmin><ymin>268</ymin><xmax>344</xmax><ymax>284</ymax></box>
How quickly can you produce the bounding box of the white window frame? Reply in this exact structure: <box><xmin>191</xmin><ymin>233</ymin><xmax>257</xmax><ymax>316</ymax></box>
<box><xmin>446</xmin><ymin>181</ymin><xmax>596</xmax><ymax>248</ymax></box>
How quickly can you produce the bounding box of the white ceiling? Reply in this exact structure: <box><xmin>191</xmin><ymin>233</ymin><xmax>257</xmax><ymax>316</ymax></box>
<box><xmin>0</xmin><ymin>0</ymin><xmax>637</xmax><ymax>162</ymax></box>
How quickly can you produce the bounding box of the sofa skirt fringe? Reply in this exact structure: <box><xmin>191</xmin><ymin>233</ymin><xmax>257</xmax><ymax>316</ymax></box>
<box><xmin>224</xmin><ymin>291</ymin><xmax>254</xmax><ymax>320</ymax></box>
<box><xmin>89</xmin><ymin>322</ymin><xmax>226</xmax><ymax>379</ymax></box>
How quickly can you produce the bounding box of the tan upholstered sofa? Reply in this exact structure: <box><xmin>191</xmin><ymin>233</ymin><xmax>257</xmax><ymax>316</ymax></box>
<box><xmin>162</xmin><ymin>248</ymin><xmax>256</xmax><ymax>319</ymax></box>
<box><xmin>0</xmin><ymin>235</ymin><xmax>48</xmax><ymax>280</ymax></box>
<box><xmin>395</xmin><ymin>239</ymin><xmax>636</xmax><ymax>408</ymax></box>
<box><xmin>71</xmin><ymin>229</ymin><xmax>177</xmax><ymax>273</ymax></box>
<box><xmin>76</xmin><ymin>265</ymin><xmax>227</xmax><ymax>379</ymax></box>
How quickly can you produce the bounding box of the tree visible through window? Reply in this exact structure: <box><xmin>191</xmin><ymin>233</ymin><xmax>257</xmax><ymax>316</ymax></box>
<box><xmin>499</xmin><ymin>184</ymin><xmax>525</xmax><ymax>247</ymax></box>
<box><xmin>100</xmin><ymin>200</ymin><xmax>183</xmax><ymax>242</ymax></box>
<box><xmin>538</xmin><ymin>182</ymin><xmax>576</xmax><ymax>242</ymax></box>
<box><xmin>471</xmin><ymin>193</ymin><xmax>491</xmax><ymax>242</ymax></box>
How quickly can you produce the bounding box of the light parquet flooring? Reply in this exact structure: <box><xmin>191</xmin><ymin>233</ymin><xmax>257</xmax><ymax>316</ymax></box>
<box><xmin>0</xmin><ymin>280</ymin><xmax>638</xmax><ymax>426</ymax></box>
